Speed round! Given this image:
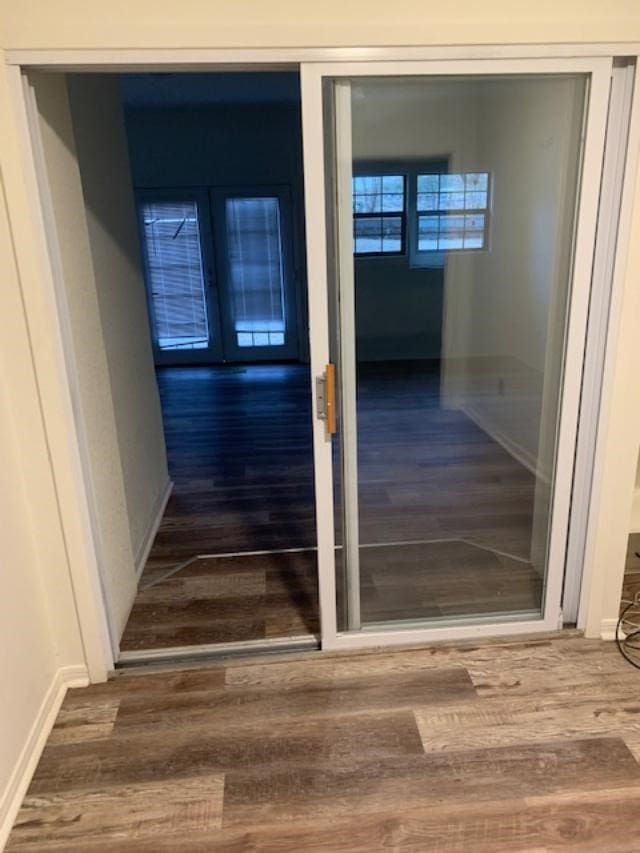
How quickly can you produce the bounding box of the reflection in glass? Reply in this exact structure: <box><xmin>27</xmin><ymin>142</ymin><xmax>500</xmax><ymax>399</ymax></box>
<box><xmin>331</xmin><ymin>74</ymin><xmax>587</xmax><ymax>631</ymax></box>
<box><xmin>352</xmin><ymin>174</ymin><xmax>405</xmax><ymax>255</ymax></box>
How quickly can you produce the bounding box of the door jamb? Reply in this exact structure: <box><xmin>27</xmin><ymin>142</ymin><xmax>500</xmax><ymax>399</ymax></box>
<box><xmin>575</xmin><ymin>60</ymin><xmax>640</xmax><ymax>635</ymax></box>
<box><xmin>6</xmin><ymin>46</ymin><xmax>640</xmax><ymax>678</ymax></box>
<box><xmin>6</xmin><ymin>43</ymin><xmax>640</xmax><ymax>68</ymax></box>
<box><xmin>563</xmin><ymin>60</ymin><xmax>638</xmax><ymax>623</ymax></box>
<box><xmin>7</xmin><ymin>67</ymin><xmax>115</xmax><ymax>679</ymax></box>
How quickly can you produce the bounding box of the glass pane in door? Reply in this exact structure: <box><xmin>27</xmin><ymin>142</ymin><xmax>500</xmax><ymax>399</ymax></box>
<box><xmin>225</xmin><ymin>197</ymin><xmax>288</xmax><ymax>349</ymax></box>
<box><xmin>329</xmin><ymin>74</ymin><xmax>587</xmax><ymax>631</ymax></box>
<box><xmin>140</xmin><ymin>200</ymin><xmax>210</xmax><ymax>351</ymax></box>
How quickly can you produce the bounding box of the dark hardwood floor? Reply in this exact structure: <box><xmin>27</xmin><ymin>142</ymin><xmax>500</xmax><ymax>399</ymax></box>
<box><xmin>145</xmin><ymin>364</ymin><xmax>316</xmax><ymax>563</ymax></box>
<box><xmin>121</xmin><ymin>364</ymin><xmax>317</xmax><ymax>652</ymax></box>
<box><xmin>8</xmin><ymin>636</ymin><xmax>640</xmax><ymax>851</ymax></box>
<box><xmin>121</xmin><ymin>363</ymin><xmax>540</xmax><ymax>652</ymax></box>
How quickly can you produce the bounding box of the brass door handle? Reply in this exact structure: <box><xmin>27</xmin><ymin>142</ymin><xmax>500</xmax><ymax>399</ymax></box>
<box><xmin>325</xmin><ymin>363</ymin><xmax>336</xmax><ymax>435</ymax></box>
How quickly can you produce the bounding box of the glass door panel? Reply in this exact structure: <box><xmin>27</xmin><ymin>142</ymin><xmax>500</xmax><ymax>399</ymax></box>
<box><xmin>137</xmin><ymin>191</ymin><xmax>222</xmax><ymax>364</ymax></box>
<box><xmin>326</xmin><ymin>72</ymin><xmax>590</xmax><ymax>634</ymax></box>
<box><xmin>211</xmin><ymin>187</ymin><xmax>298</xmax><ymax>361</ymax></box>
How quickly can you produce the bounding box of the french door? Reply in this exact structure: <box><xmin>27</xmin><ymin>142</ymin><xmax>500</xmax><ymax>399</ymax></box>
<box><xmin>301</xmin><ymin>58</ymin><xmax>612</xmax><ymax>650</ymax></box>
<box><xmin>210</xmin><ymin>186</ymin><xmax>298</xmax><ymax>361</ymax></box>
<box><xmin>138</xmin><ymin>189</ymin><xmax>223</xmax><ymax>365</ymax></box>
<box><xmin>137</xmin><ymin>186</ymin><xmax>298</xmax><ymax>363</ymax></box>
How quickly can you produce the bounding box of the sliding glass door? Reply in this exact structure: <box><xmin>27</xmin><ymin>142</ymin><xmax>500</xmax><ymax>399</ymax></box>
<box><xmin>302</xmin><ymin>58</ymin><xmax>611</xmax><ymax>649</ymax></box>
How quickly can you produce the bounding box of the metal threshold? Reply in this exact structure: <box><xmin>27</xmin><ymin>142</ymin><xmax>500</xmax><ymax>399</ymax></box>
<box><xmin>116</xmin><ymin>634</ymin><xmax>320</xmax><ymax>668</ymax></box>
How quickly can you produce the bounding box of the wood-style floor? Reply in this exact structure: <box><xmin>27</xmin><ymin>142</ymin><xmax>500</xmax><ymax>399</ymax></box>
<box><xmin>122</xmin><ymin>551</ymin><xmax>320</xmax><ymax>649</ymax></box>
<box><xmin>8</xmin><ymin>635</ymin><xmax>640</xmax><ymax>851</ymax></box>
<box><xmin>122</xmin><ymin>364</ymin><xmax>318</xmax><ymax>651</ymax></box>
<box><xmin>143</xmin><ymin>365</ymin><xmax>316</xmax><ymax>563</ymax></box>
<box><xmin>121</xmin><ymin>543</ymin><xmax>541</xmax><ymax>650</ymax></box>
<box><xmin>121</xmin><ymin>363</ymin><xmax>540</xmax><ymax>651</ymax></box>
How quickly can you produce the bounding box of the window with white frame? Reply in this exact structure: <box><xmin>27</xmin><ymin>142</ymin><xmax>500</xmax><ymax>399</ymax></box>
<box><xmin>352</xmin><ymin>175</ymin><xmax>405</xmax><ymax>255</ymax></box>
<box><xmin>416</xmin><ymin>172</ymin><xmax>490</xmax><ymax>251</ymax></box>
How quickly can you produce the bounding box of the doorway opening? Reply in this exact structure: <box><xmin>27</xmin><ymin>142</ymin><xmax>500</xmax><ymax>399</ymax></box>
<box><xmin>25</xmin><ymin>54</ymin><xmax>630</xmax><ymax>670</ymax></box>
<box><xmin>118</xmin><ymin>72</ymin><xmax>318</xmax><ymax>657</ymax></box>
<box><xmin>31</xmin><ymin>69</ymin><xmax>319</xmax><ymax>661</ymax></box>
<box><xmin>124</xmin><ymin>72</ymin><xmax>320</xmax><ymax>657</ymax></box>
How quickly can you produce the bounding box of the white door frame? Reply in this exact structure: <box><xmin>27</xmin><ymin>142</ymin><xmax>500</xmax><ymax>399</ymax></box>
<box><xmin>562</xmin><ymin>59</ymin><xmax>638</xmax><ymax>624</ymax></box>
<box><xmin>5</xmin><ymin>46</ymin><xmax>638</xmax><ymax>677</ymax></box>
<box><xmin>6</xmin><ymin>44</ymin><xmax>640</xmax><ymax>67</ymax></box>
<box><xmin>302</xmin><ymin>57</ymin><xmax>612</xmax><ymax>652</ymax></box>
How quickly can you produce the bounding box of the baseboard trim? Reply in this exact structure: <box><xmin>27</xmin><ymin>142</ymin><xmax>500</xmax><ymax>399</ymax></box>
<box><xmin>458</xmin><ymin>403</ymin><xmax>550</xmax><ymax>483</ymax></box>
<box><xmin>600</xmin><ymin>618</ymin><xmax>619</xmax><ymax>641</ymax></box>
<box><xmin>0</xmin><ymin>664</ymin><xmax>89</xmax><ymax>850</ymax></box>
<box><xmin>135</xmin><ymin>479</ymin><xmax>173</xmax><ymax>578</ymax></box>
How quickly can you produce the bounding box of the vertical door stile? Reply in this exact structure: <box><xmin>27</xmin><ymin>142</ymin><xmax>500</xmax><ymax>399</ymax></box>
<box><xmin>300</xmin><ymin>64</ymin><xmax>338</xmax><ymax>646</ymax></box>
<box><xmin>334</xmin><ymin>80</ymin><xmax>362</xmax><ymax>631</ymax></box>
<box><xmin>540</xmin><ymin>57</ymin><xmax>612</xmax><ymax>624</ymax></box>
<box><xmin>564</xmin><ymin>60</ymin><xmax>636</xmax><ymax>623</ymax></box>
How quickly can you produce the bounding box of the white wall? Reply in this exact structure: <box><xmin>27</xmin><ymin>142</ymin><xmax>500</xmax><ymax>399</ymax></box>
<box><xmin>441</xmin><ymin>77</ymin><xmax>585</xmax><ymax>471</ymax></box>
<box><xmin>629</xmin><ymin>452</ymin><xmax>640</xmax><ymax>533</ymax></box>
<box><xmin>33</xmin><ymin>72</ymin><xmax>168</xmax><ymax>640</ymax></box>
<box><xmin>2</xmin><ymin>0</ymin><xmax>637</xmax><ymax>49</ymax></box>
<box><xmin>0</xmin><ymin>371</ymin><xmax>55</xmax><ymax>850</ymax></box>
<box><xmin>439</xmin><ymin>77</ymin><xmax>585</xmax><ymax>571</ymax></box>
<box><xmin>0</xmin><ymin>166</ymin><xmax>87</xmax><ymax>849</ymax></box>
<box><xmin>67</xmin><ymin>75</ymin><xmax>170</xmax><ymax>565</ymax></box>
<box><xmin>0</xmin><ymin>370</ymin><xmax>57</xmax><ymax>850</ymax></box>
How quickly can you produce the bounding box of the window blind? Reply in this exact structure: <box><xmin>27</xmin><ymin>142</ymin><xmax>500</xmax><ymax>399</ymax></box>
<box><xmin>225</xmin><ymin>197</ymin><xmax>287</xmax><ymax>348</ymax></box>
<box><xmin>141</xmin><ymin>201</ymin><xmax>210</xmax><ymax>351</ymax></box>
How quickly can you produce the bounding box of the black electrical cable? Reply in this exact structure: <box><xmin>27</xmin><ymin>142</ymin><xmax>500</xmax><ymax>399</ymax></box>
<box><xmin>615</xmin><ymin>595</ymin><xmax>640</xmax><ymax>670</ymax></box>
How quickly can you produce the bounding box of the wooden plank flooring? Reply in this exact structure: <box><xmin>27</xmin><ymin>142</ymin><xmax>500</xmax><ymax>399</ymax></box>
<box><xmin>121</xmin><ymin>551</ymin><xmax>319</xmax><ymax>650</ymax></box>
<box><xmin>122</xmin><ymin>363</ymin><xmax>541</xmax><ymax>651</ymax></box>
<box><xmin>121</xmin><ymin>543</ymin><xmax>541</xmax><ymax>650</ymax></box>
<box><xmin>8</xmin><ymin>636</ymin><xmax>640</xmax><ymax>851</ymax></box>
<box><xmin>143</xmin><ymin>364</ymin><xmax>316</xmax><ymax>567</ymax></box>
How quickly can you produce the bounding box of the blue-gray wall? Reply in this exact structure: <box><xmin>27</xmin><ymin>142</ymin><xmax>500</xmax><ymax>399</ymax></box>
<box><xmin>125</xmin><ymin>103</ymin><xmax>443</xmax><ymax>363</ymax></box>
